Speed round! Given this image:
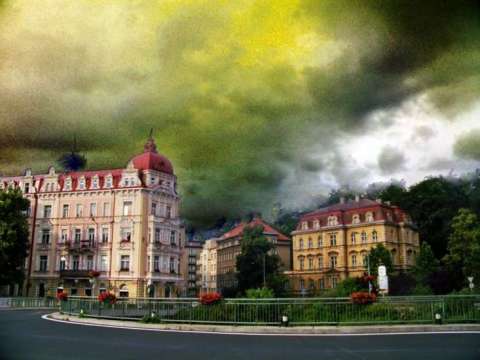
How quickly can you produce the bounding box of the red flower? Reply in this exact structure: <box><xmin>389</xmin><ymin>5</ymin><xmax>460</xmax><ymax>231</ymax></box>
<box><xmin>56</xmin><ymin>292</ymin><xmax>68</xmax><ymax>301</ymax></box>
<box><xmin>199</xmin><ymin>292</ymin><xmax>222</xmax><ymax>305</ymax></box>
<box><xmin>98</xmin><ymin>291</ymin><xmax>116</xmax><ymax>304</ymax></box>
<box><xmin>351</xmin><ymin>291</ymin><xmax>377</xmax><ymax>305</ymax></box>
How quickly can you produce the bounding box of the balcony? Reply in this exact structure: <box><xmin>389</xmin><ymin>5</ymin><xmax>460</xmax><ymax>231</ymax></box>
<box><xmin>67</xmin><ymin>240</ymin><xmax>96</xmax><ymax>252</ymax></box>
<box><xmin>59</xmin><ymin>270</ymin><xmax>92</xmax><ymax>278</ymax></box>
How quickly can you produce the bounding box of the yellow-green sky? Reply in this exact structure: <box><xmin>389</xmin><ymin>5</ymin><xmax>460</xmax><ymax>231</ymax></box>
<box><xmin>1</xmin><ymin>0</ymin><xmax>479</xmax><ymax>225</ymax></box>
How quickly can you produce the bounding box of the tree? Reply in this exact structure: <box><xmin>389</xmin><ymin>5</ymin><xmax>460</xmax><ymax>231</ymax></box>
<box><xmin>0</xmin><ymin>189</ymin><xmax>30</xmax><ymax>292</ymax></box>
<box><xmin>444</xmin><ymin>208</ymin><xmax>480</xmax><ymax>285</ymax></box>
<box><xmin>367</xmin><ymin>243</ymin><xmax>393</xmax><ymax>276</ymax></box>
<box><xmin>57</xmin><ymin>136</ymin><xmax>87</xmax><ymax>171</ymax></box>
<box><xmin>236</xmin><ymin>225</ymin><xmax>284</xmax><ymax>295</ymax></box>
<box><xmin>412</xmin><ymin>242</ymin><xmax>439</xmax><ymax>285</ymax></box>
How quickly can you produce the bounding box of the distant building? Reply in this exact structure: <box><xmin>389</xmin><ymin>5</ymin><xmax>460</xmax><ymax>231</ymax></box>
<box><xmin>286</xmin><ymin>197</ymin><xmax>420</xmax><ymax>295</ymax></box>
<box><xmin>181</xmin><ymin>239</ymin><xmax>203</xmax><ymax>297</ymax></box>
<box><xmin>197</xmin><ymin>238</ymin><xmax>219</xmax><ymax>295</ymax></box>
<box><xmin>0</xmin><ymin>136</ymin><xmax>185</xmax><ymax>298</ymax></box>
<box><xmin>216</xmin><ymin>217</ymin><xmax>291</xmax><ymax>293</ymax></box>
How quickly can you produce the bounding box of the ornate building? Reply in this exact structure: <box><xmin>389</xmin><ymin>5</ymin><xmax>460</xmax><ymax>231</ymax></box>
<box><xmin>197</xmin><ymin>238</ymin><xmax>219</xmax><ymax>295</ymax></box>
<box><xmin>0</xmin><ymin>136</ymin><xmax>185</xmax><ymax>298</ymax></box>
<box><xmin>286</xmin><ymin>197</ymin><xmax>419</xmax><ymax>295</ymax></box>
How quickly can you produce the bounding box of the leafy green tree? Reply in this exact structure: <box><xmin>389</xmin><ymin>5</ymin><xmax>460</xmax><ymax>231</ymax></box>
<box><xmin>445</xmin><ymin>208</ymin><xmax>480</xmax><ymax>285</ymax></box>
<box><xmin>412</xmin><ymin>242</ymin><xmax>439</xmax><ymax>285</ymax></box>
<box><xmin>367</xmin><ymin>243</ymin><xmax>393</xmax><ymax>276</ymax></box>
<box><xmin>378</xmin><ymin>182</ymin><xmax>408</xmax><ymax>207</ymax></box>
<box><xmin>236</xmin><ymin>225</ymin><xmax>283</xmax><ymax>295</ymax></box>
<box><xmin>0</xmin><ymin>189</ymin><xmax>29</xmax><ymax>291</ymax></box>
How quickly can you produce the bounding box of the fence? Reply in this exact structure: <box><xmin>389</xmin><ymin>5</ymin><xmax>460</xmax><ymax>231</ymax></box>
<box><xmin>0</xmin><ymin>297</ymin><xmax>58</xmax><ymax>309</ymax></box>
<box><xmin>60</xmin><ymin>295</ymin><xmax>480</xmax><ymax>326</ymax></box>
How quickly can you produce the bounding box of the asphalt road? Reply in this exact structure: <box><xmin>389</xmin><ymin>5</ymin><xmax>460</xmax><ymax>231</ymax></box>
<box><xmin>0</xmin><ymin>310</ymin><xmax>479</xmax><ymax>360</ymax></box>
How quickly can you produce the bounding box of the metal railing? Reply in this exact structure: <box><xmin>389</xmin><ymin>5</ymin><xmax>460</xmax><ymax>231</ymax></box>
<box><xmin>60</xmin><ymin>295</ymin><xmax>480</xmax><ymax>325</ymax></box>
<box><xmin>0</xmin><ymin>297</ymin><xmax>58</xmax><ymax>309</ymax></box>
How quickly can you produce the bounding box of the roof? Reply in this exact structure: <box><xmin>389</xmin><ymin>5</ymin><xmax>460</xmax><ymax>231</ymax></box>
<box><xmin>130</xmin><ymin>136</ymin><xmax>174</xmax><ymax>174</ymax></box>
<box><xmin>221</xmin><ymin>217</ymin><xmax>290</xmax><ymax>241</ymax></box>
<box><xmin>303</xmin><ymin>198</ymin><xmax>381</xmax><ymax>218</ymax></box>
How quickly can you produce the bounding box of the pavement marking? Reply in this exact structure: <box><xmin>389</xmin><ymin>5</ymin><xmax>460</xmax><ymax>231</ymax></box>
<box><xmin>41</xmin><ymin>314</ymin><xmax>480</xmax><ymax>337</ymax></box>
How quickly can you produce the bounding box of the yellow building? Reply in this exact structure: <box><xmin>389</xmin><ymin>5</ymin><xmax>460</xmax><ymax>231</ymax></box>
<box><xmin>286</xmin><ymin>197</ymin><xmax>419</xmax><ymax>295</ymax></box>
<box><xmin>0</xmin><ymin>136</ymin><xmax>185</xmax><ymax>298</ymax></box>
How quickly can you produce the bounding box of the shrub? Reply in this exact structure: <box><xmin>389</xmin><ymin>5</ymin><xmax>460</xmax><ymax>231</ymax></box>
<box><xmin>98</xmin><ymin>291</ymin><xmax>116</xmax><ymax>305</ymax></box>
<box><xmin>411</xmin><ymin>284</ymin><xmax>433</xmax><ymax>295</ymax></box>
<box><xmin>56</xmin><ymin>292</ymin><xmax>68</xmax><ymax>302</ymax></box>
<box><xmin>351</xmin><ymin>292</ymin><xmax>377</xmax><ymax>305</ymax></box>
<box><xmin>245</xmin><ymin>287</ymin><xmax>274</xmax><ymax>299</ymax></box>
<box><xmin>141</xmin><ymin>313</ymin><xmax>161</xmax><ymax>323</ymax></box>
<box><xmin>199</xmin><ymin>292</ymin><xmax>222</xmax><ymax>305</ymax></box>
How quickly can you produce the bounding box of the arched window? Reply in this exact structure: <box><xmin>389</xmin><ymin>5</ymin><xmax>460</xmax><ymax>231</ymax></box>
<box><xmin>361</xmin><ymin>231</ymin><xmax>367</xmax><ymax>243</ymax></box>
<box><xmin>372</xmin><ymin>230</ymin><xmax>378</xmax><ymax>242</ymax></box>
<box><xmin>329</xmin><ymin>254</ymin><xmax>337</xmax><ymax>268</ymax></box>
<box><xmin>119</xmin><ymin>284</ymin><xmax>129</xmax><ymax>298</ymax></box>
<box><xmin>352</xmin><ymin>214</ymin><xmax>360</xmax><ymax>224</ymax></box>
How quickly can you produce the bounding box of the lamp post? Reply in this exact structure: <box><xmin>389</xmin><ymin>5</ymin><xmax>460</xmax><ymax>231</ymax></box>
<box><xmin>367</xmin><ymin>254</ymin><xmax>372</xmax><ymax>294</ymax></box>
<box><xmin>468</xmin><ymin>276</ymin><xmax>474</xmax><ymax>292</ymax></box>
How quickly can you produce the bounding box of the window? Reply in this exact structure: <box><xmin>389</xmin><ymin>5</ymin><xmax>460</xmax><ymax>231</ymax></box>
<box><xmin>372</xmin><ymin>230</ymin><xmax>378</xmax><ymax>242</ymax></box>
<box><xmin>105</xmin><ymin>176</ymin><xmax>113</xmax><ymax>188</ymax></box>
<box><xmin>318</xmin><ymin>256</ymin><xmax>323</xmax><ymax>269</ymax></box>
<box><xmin>352</xmin><ymin>214</ymin><xmax>360</xmax><ymax>224</ymax></box>
<box><xmin>119</xmin><ymin>284</ymin><xmax>129</xmax><ymax>297</ymax></box>
<box><xmin>165</xmin><ymin>205</ymin><xmax>172</xmax><ymax>219</ymax></box>
<box><xmin>123</xmin><ymin>201</ymin><xmax>132</xmax><ymax>216</ymax></box>
<box><xmin>121</xmin><ymin>228</ymin><xmax>132</xmax><ymax>242</ymax></box>
<box><xmin>76</xmin><ymin>204</ymin><xmax>83</xmax><ymax>217</ymax></box>
<box><xmin>351</xmin><ymin>232</ymin><xmax>356</xmax><ymax>244</ymax></box>
<box><xmin>120</xmin><ymin>255</ymin><xmax>130</xmax><ymax>271</ymax></box>
<box><xmin>313</xmin><ymin>220</ymin><xmax>320</xmax><ymax>229</ymax></box>
<box><xmin>331</xmin><ymin>276</ymin><xmax>338</xmax><ymax>288</ymax></box>
<box><xmin>329</xmin><ymin>255</ymin><xmax>337</xmax><ymax>268</ymax></box>
<box><xmin>154</xmin><ymin>256</ymin><xmax>160</xmax><ymax>272</ymax></box>
<box><xmin>100</xmin><ymin>255</ymin><xmax>108</xmax><ymax>271</ymax></box>
<box><xmin>103</xmin><ymin>202</ymin><xmax>110</xmax><ymax>216</ymax></box>
<box><xmin>299</xmin><ymin>239</ymin><xmax>304</xmax><ymax>250</ymax></box>
<box><xmin>86</xmin><ymin>255</ymin><xmax>93</xmax><ymax>270</ymax></box>
<box><xmin>78</xmin><ymin>177</ymin><xmax>85</xmax><ymax>190</ymax></box>
<box><xmin>151</xmin><ymin>202</ymin><xmax>157</xmax><ymax>216</ymax></box>
<box><xmin>299</xmin><ymin>257</ymin><xmax>304</xmax><ymax>271</ymax></box>
<box><xmin>308</xmin><ymin>238</ymin><xmax>313</xmax><ymax>249</ymax></box>
<box><xmin>91</xmin><ymin>177</ymin><xmax>99</xmax><ymax>189</ymax></box>
<box><xmin>327</xmin><ymin>216</ymin><xmax>338</xmax><ymax>226</ymax></box>
<box><xmin>329</xmin><ymin>233</ymin><xmax>337</xmax><ymax>246</ymax></box>
<box><xmin>319</xmin><ymin>278</ymin><xmax>325</xmax><ymax>290</ymax></box>
<box><xmin>24</xmin><ymin>183</ymin><xmax>30</xmax><ymax>194</ymax></box>
<box><xmin>318</xmin><ymin>235</ymin><xmax>323</xmax><ymax>247</ymax></box>
<box><xmin>88</xmin><ymin>228</ymin><xmax>95</xmax><ymax>242</ymax></box>
<box><xmin>90</xmin><ymin>203</ymin><xmax>97</xmax><ymax>217</ymax></box>
<box><xmin>101</xmin><ymin>227</ymin><xmax>109</xmax><ymax>243</ymax></box>
<box><xmin>64</xmin><ymin>178</ymin><xmax>72</xmax><ymax>191</ymax></box>
<box><xmin>39</xmin><ymin>256</ymin><xmax>48</xmax><ymax>272</ymax></box>
<box><xmin>300</xmin><ymin>279</ymin><xmax>305</xmax><ymax>290</ymax></box>
<box><xmin>74</xmin><ymin>229</ymin><xmax>81</xmax><ymax>243</ymax></box>
<box><xmin>362</xmin><ymin>254</ymin><xmax>368</xmax><ymax>267</ymax></box>
<box><xmin>304</xmin><ymin>255</ymin><xmax>312</xmax><ymax>270</ymax></box>
<box><xmin>361</xmin><ymin>231</ymin><xmax>367</xmax><ymax>243</ymax></box>
<box><xmin>170</xmin><ymin>231</ymin><xmax>176</xmax><ymax>246</ymax></box>
<box><xmin>155</xmin><ymin>228</ymin><xmax>161</xmax><ymax>243</ymax></box>
<box><xmin>61</xmin><ymin>229</ymin><xmax>68</xmax><ymax>243</ymax></box>
<box><xmin>43</xmin><ymin>205</ymin><xmax>52</xmax><ymax>218</ymax></box>
<box><xmin>59</xmin><ymin>257</ymin><xmax>66</xmax><ymax>271</ymax></box>
<box><xmin>41</xmin><ymin>229</ymin><xmax>50</xmax><ymax>244</ymax></box>
<box><xmin>70</xmin><ymin>288</ymin><xmax>78</xmax><ymax>296</ymax></box>
<box><xmin>169</xmin><ymin>257</ymin><xmax>176</xmax><ymax>273</ymax></box>
<box><xmin>301</xmin><ymin>221</ymin><xmax>308</xmax><ymax>230</ymax></box>
<box><xmin>72</xmin><ymin>255</ymin><xmax>79</xmax><ymax>270</ymax></box>
<box><xmin>62</xmin><ymin>204</ymin><xmax>69</xmax><ymax>218</ymax></box>
<box><xmin>351</xmin><ymin>254</ymin><xmax>357</xmax><ymax>267</ymax></box>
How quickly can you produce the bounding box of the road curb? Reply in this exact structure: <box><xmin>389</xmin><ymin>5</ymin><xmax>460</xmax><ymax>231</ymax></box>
<box><xmin>45</xmin><ymin>313</ymin><xmax>480</xmax><ymax>336</ymax></box>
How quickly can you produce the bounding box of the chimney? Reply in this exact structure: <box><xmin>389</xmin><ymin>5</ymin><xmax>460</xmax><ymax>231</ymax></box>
<box><xmin>355</xmin><ymin>194</ymin><xmax>360</xmax><ymax>202</ymax></box>
<box><xmin>340</xmin><ymin>196</ymin><xmax>345</xmax><ymax>204</ymax></box>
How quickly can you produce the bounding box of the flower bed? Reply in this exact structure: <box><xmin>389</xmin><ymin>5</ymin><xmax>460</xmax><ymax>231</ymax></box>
<box><xmin>98</xmin><ymin>291</ymin><xmax>116</xmax><ymax>305</ymax></box>
<box><xmin>56</xmin><ymin>292</ymin><xmax>68</xmax><ymax>302</ymax></box>
<box><xmin>351</xmin><ymin>291</ymin><xmax>377</xmax><ymax>305</ymax></box>
<box><xmin>199</xmin><ymin>292</ymin><xmax>222</xmax><ymax>305</ymax></box>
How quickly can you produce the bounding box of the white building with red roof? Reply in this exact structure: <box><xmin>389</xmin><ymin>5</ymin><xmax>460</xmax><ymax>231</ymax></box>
<box><xmin>0</xmin><ymin>136</ymin><xmax>185</xmax><ymax>298</ymax></box>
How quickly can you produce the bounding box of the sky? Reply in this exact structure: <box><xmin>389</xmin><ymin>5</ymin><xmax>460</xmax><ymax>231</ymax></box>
<box><xmin>0</xmin><ymin>0</ymin><xmax>479</xmax><ymax>226</ymax></box>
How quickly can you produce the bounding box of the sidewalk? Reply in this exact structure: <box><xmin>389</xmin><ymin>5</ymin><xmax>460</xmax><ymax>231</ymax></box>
<box><xmin>46</xmin><ymin>312</ymin><xmax>480</xmax><ymax>335</ymax></box>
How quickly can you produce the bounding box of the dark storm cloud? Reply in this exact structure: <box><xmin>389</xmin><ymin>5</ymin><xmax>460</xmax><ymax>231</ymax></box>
<box><xmin>378</xmin><ymin>146</ymin><xmax>407</xmax><ymax>174</ymax></box>
<box><xmin>454</xmin><ymin>129</ymin><xmax>480</xmax><ymax>161</ymax></box>
<box><xmin>0</xmin><ymin>0</ymin><xmax>479</xmax><ymax>227</ymax></box>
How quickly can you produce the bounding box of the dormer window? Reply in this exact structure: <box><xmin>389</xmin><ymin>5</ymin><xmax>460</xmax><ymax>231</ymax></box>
<box><xmin>366</xmin><ymin>212</ymin><xmax>374</xmax><ymax>222</ymax></box>
<box><xmin>313</xmin><ymin>220</ymin><xmax>320</xmax><ymax>229</ymax></box>
<box><xmin>327</xmin><ymin>216</ymin><xmax>338</xmax><ymax>226</ymax></box>
<box><xmin>24</xmin><ymin>183</ymin><xmax>30</xmax><ymax>194</ymax></box>
<box><xmin>78</xmin><ymin>177</ymin><xmax>86</xmax><ymax>190</ymax></box>
<box><xmin>91</xmin><ymin>176</ymin><xmax>99</xmax><ymax>189</ymax></box>
<box><xmin>352</xmin><ymin>214</ymin><xmax>360</xmax><ymax>224</ymax></box>
<box><xmin>301</xmin><ymin>221</ymin><xmax>308</xmax><ymax>230</ymax></box>
<box><xmin>64</xmin><ymin>177</ymin><xmax>72</xmax><ymax>191</ymax></box>
<box><xmin>105</xmin><ymin>176</ymin><xmax>113</xmax><ymax>188</ymax></box>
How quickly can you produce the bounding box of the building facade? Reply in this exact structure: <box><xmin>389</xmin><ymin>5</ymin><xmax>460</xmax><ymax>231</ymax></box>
<box><xmin>181</xmin><ymin>239</ymin><xmax>202</xmax><ymax>297</ymax></box>
<box><xmin>286</xmin><ymin>197</ymin><xmax>419</xmax><ymax>295</ymax></box>
<box><xmin>216</xmin><ymin>218</ymin><xmax>291</xmax><ymax>293</ymax></box>
<box><xmin>197</xmin><ymin>238</ymin><xmax>218</xmax><ymax>295</ymax></box>
<box><xmin>0</xmin><ymin>136</ymin><xmax>185</xmax><ymax>298</ymax></box>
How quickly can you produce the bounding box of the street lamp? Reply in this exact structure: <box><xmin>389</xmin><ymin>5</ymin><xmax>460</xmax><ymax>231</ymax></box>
<box><xmin>467</xmin><ymin>276</ymin><xmax>474</xmax><ymax>292</ymax></box>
